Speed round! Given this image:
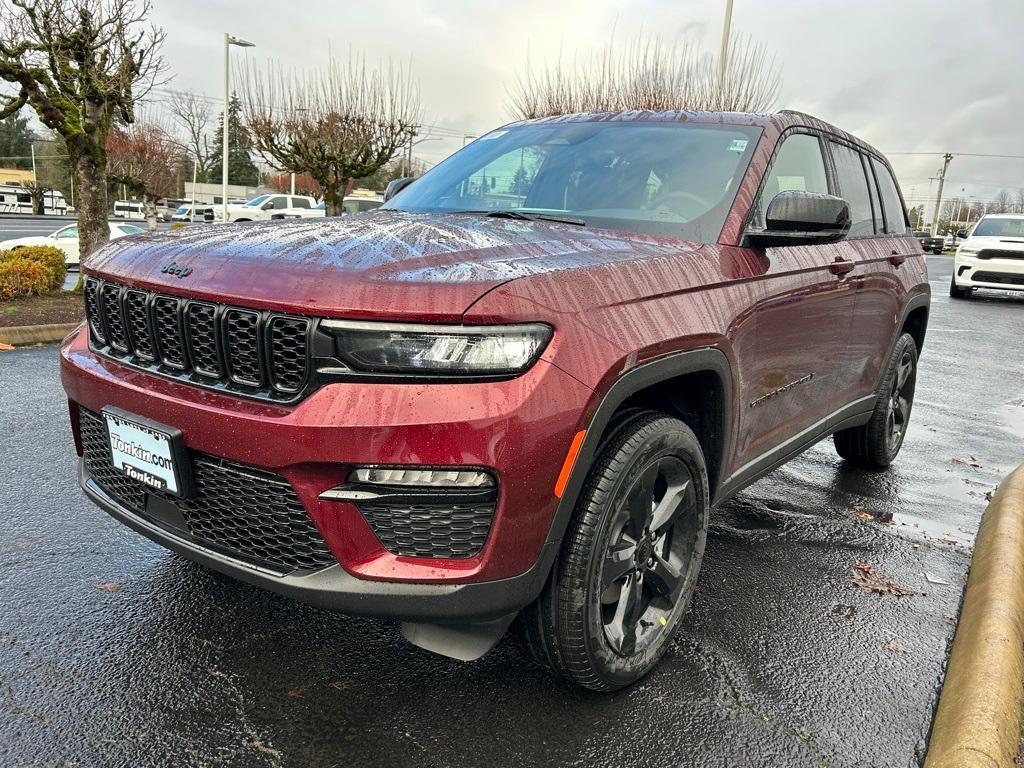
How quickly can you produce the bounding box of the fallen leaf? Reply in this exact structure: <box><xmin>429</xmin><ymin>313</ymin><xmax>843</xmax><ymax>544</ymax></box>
<box><xmin>0</xmin><ymin>342</ymin><xmax>13</xmax><ymax>351</ymax></box>
<box><xmin>95</xmin><ymin>582</ymin><xmax>121</xmax><ymax>592</ymax></box>
<box><xmin>854</xmin><ymin>506</ymin><xmax>873</xmax><ymax>521</ymax></box>
<box><xmin>851</xmin><ymin>562</ymin><xmax>919</xmax><ymax>597</ymax></box>
<box><xmin>943</xmin><ymin>612</ymin><xmax>957</xmax><ymax>622</ymax></box>
<box><xmin>853</xmin><ymin>506</ymin><xmax>893</xmax><ymax>524</ymax></box>
<box><xmin>936</xmin><ymin>535</ymin><xmax>959</xmax><ymax>546</ymax></box>
<box><xmin>952</xmin><ymin>456</ymin><xmax>982</xmax><ymax>468</ymax></box>
<box><xmin>882</xmin><ymin>641</ymin><xmax>907</xmax><ymax>653</ymax></box>
<box><xmin>924</xmin><ymin>572</ymin><xmax>950</xmax><ymax>585</ymax></box>
<box><xmin>287</xmin><ymin>688</ymin><xmax>303</xmax><ymax>698</ymax></box>
<box><xmin>330</xmin><ymin>681</ymin><xmax>348</xmax><ymax>691</ymax></box>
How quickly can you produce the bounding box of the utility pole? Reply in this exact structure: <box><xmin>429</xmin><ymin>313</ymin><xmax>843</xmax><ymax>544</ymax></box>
<box><xmin>405</xmin><ymin>128</ymin><xmax>417</xmax><ymax>177</ymax></box>
<box><xmin>930</xmin><ymin>152</ymin><xmax>953</xmax><ymax>237</ymax></box>
<box><xmin>716</xmin><ymin>0</ymin><xmax>735</xmax><ymax>101</ymax></box>
<box><xmin>30</xmin><ymin>143</ymin><xmax>37</xmax><ymax>183</ymax></box>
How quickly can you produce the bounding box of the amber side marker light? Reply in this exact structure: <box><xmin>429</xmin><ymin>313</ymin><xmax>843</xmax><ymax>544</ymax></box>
<box><xmin>554</xmin><ymin>430</ymin><xmax>587</xmax><ymax>498</ymax></box>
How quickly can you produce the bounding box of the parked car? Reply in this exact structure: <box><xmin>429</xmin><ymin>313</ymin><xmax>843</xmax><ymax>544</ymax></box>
<box><xmin>170</xmin><ymin>203</ymin><xmax>213</xmax><ymax>223</ymax></box>
<box><xmin>213</xmin><ymin>193</ymin><xmax>323</xmax><ymax>222</ymax></box>
<box><xmin>1</xmin><ymin>221</ymin><xmax>145</xmax><ymax>267</ymax></box>
<box><xmin>913</xmin><ymin>230</ymin><xmax>944</xmax><ymax>253</ymax></box>
<box><xmin>950</xmin><ymin>213</ymin><xmax>1024</xmax><ymax>298</ymax></box>
<box><xmin>312</xmin><ymin>197</ymin><xmax>384</xmax><ymax>215</ymax></box>
<box><xmin>61</xmin><ymin>110</ymin><xmax>929</xmax><ymax>691</ymax></box>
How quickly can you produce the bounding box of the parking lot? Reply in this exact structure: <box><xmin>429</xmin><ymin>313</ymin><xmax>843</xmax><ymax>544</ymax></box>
<box><xmin>1</xmin><ymin>256</ymin><xmax>1021</xmax><ymax>767</ymax></box>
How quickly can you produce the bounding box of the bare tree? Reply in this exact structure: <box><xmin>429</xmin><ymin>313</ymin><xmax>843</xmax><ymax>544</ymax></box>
<box><xmin>509</xmin><ymin>32</ymin><xmax>781</xmax><ymax>120</ymax></box>
<box><xmin>167</xmin><ymin>89</ymin><xmax>215</xmax><ymax>181</ymax></box>
<box><xmin>993</xmin><ymin>189</ymin><xmax>1013</xmax><ymax>214</ymax></box>
<box><xmin>0</xmin><ymin>0</ymin><xmax>164</xmax><ymax>269</ymax></box>
<box><xmin>238</xmin><ymin>54</ymin><xmax>420</xmax><ymax>216</ymax></box>
<box><xmin>1016</xmin><ymin>189</ymin><xmax>1024</xmax><ymax>214</ymax></box>
<box><xmin>107</xmin><ymin>122</ymin><xmax>183</xmax><ymax>230</ymax></box>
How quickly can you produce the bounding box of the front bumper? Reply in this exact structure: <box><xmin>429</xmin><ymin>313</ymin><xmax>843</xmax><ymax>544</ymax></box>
<box><xmin>80</xmin><ymin>460</ymin><xmax>555</xmax><ymax>622</ymax></box>
<box><xmin>61</xmin><ymin>325</ymin><xmax>593</xmax><ymax>593</ymax></box>
<box><xmin>953</xmin><ymin>253</ymin><xmax>1024</xmax><ymax>291</ymax></box>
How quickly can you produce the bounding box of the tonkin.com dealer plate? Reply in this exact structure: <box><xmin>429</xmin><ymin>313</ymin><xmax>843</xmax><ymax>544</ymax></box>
<box><xmin>102</xmin><ymin>407</ymin><xmax>193</xmax><ymax>497</ymax></box>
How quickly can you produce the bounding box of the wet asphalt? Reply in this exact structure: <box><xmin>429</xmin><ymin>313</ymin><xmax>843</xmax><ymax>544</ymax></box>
<box><xmin>1</xmin><ymin>256</ymin><xmax>1022</xmax><ymax>768</ymax></box>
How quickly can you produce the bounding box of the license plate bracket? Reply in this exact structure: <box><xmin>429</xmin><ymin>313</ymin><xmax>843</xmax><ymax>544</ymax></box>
<box><xmin>102</xmin><ymin>406</ymin><xmax>194</xmax><ymax>497</ymax></box>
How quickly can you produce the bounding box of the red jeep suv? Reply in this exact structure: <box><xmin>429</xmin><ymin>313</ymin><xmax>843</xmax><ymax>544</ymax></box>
<box><xmin>61</xmin><ymin>110</ymin><xmax>929</xmax><ymax>690</ymax></box>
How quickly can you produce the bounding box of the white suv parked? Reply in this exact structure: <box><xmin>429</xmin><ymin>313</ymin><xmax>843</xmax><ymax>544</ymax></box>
<box><xmin>213</xmin><ymin>194</ymin><xmax>324</xmax><ymax>223</ymax></box>
<box><xmin>950</xmin><ymin>214</ymin><xmax>1024</xmax><ymax>298</ymax></box>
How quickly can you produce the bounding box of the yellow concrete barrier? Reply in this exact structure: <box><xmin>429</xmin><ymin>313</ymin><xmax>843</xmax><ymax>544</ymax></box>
<box><xmin>926</xmin><ymin>464</ymin><xmax>1024</xmax><ymax>768</ymax></box>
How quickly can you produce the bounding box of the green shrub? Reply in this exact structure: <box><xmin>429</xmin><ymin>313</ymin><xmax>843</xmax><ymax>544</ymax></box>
<box><xmin>169</xmin><ymin>222</ymin><xmax>187</xmax><ymax>230</ymax></box>
<box><xmin>0</xmin><ymin>245</ymin><xmax>67</xmax><ymax>300</ymax></box>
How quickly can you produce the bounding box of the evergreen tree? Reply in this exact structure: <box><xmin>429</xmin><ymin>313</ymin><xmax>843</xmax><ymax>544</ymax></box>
<box><xmin>0</xmin><ymin>112</ymin><xmax>34</xmax><ymax>170</ymax></box>
<box><xmin>208</xmin><ymin>93</ymin><xmax>260</xmax><ymax>187</ymax></box>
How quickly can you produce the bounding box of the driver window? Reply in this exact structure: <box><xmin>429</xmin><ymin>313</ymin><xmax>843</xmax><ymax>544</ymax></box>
<box><xmin>754</xmin><ymin>133</ymin><xmax>828</xmax><ymax>228</ymax></box>
<box><xmin>56</xmin><ymin>226</ymin><xmax>77</xmax><ymax>239</ymax></box>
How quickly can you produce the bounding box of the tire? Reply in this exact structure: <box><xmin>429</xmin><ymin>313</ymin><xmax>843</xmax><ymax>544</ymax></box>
<box><xmin>949</xmin><ymin>274</ymin><xmax>971</xmax><ymax>299</ymax></box>
<box><xmin>516</xmin><ymin>411</ymin><xmax>710</xmax><ymax>691</ymax></box>
<box><xmin>833</xmin><ymin>333</ymin><xmax>918</xmax><ymax>468</ymax></box>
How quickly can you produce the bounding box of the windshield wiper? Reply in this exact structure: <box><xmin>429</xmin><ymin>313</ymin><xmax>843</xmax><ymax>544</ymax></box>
<box><xmin>453</xmin><ymin>209</ymin><xmax>586</xmax><ymax>227</ymax></box>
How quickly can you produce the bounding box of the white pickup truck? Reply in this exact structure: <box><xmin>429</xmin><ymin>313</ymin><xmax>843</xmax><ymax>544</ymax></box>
<box><xmin>213</xmin><ymin>194</ymin><xmax>324</xmax><ymax>223</ymax></box>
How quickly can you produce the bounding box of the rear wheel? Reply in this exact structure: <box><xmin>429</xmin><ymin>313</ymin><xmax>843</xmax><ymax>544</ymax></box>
<box><xmin>949</xmin><ymin>274</ymin><xmax>971</xmax><ymax>299</ymax></box>
<box><xmin>516</xmin><ymin>412</ymin><xmax>709</xmax><ymax>691</ymax></box>
<box><xmin>834</xmin><ymin>333</ymin><xmax>918</xmax><ymax>468</ymax></box>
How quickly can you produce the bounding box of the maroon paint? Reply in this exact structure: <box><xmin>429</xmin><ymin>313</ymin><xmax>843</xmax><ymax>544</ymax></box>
<box><xmin>60</xmin><ymin>110</ymin><xmax>929</xmax><ymax>587</ymax></box>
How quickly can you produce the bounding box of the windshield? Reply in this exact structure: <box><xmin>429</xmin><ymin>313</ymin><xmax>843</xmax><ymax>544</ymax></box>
<box><xmin>972</xmin><ymin>217</ymin><xmax>1024</xmax><ymax>238</ymax></box>
<box><xmin>244</xmin><ymin>195</ymin><xmax>270</xmax><ymax>207</ymax></box>
<box><xmin>119</xmin><ymin>225</ymin><xmax>145</xmax><ymax>234</ymax></box>
<box><xmin>173</xmin><ymin>205</ymin><xmax>189</xmax><ymax>215</ymax></box>
<box><xmin>385</xmin><ymin>120</ymin><xmax>761</xmax><ymax>241</ymax></box>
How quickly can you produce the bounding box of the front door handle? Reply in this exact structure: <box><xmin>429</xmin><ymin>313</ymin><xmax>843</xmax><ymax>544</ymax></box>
<box><xmin>888</xmin><ymin>251</ymin><xmax>907</xmax><ymax>267</ymax></box>
<box><xmin>829</xmin><ymin>257</ymin><xmax>856</xmax><ymax>276</ymax></box>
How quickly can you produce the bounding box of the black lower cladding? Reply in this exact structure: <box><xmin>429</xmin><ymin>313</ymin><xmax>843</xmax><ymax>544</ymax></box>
<box><xmin>359</xmin><ymin>497</ymin><xmax>496</xmax><ymax>559</ymax></box>
<box><xmin>78</xmin><ymin>407</ymin><xmax>336</xmax><ymax>574</ymax></box>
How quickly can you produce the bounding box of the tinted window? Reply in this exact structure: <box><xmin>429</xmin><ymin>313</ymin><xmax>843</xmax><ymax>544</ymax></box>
<box><xmin>55</xmin><ymin>226</ymin><xmax>77</xmax><ymax>239</ymax></box>
<box><xmin>387</xmin><ymin>121</ymin><xmax>761</xmax><ymax>242</ymax></box>
<box><xmin>290</xmin><ymin>197</ymin><xmax>311</xmax><ymax>209</ymax></box>
<box><xmin>870</xmin><ymin>157</ymin><xmax>908</xmax><ymax>234</ymax></box>
<box><xmin>754</xmin><ymin>133</ymin><xmax>828</xmax><ymax>227</ymax></box>
<box><xmin>271</xmin><ymin>196</ymin><xmax>288</xmax><ymax>209</ymax></box>
<box><xmin>830</xmin><ymin>142</ymin><xmax>875</xmax><ymax>236</ymax></box>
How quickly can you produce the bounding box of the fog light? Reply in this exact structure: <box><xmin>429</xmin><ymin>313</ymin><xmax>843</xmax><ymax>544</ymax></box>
<box><xmin>351</xmin><ymin>467</ymin><xmax>494</xmax><ymax>488</ymax></box>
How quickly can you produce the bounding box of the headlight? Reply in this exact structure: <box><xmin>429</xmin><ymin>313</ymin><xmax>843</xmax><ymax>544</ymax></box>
<box><xmin>321</xmin><ymin>320</ymin><xmax>552</xmax><ymax>376</ymax></box>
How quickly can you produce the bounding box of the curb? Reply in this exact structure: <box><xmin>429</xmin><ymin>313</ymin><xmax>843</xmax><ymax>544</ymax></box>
<box><xmin>0</xmin><ymin>322</ymin><xmax>80</xmax><ymax>346</ymax></box>
<box><xmin>925</xmin><ymin>464</ymin><xmax>1024</xmax><ymax>768</ymax></box>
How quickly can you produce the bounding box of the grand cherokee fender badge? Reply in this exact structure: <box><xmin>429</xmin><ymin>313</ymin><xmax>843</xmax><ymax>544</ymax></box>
<box><xmin>161</xmin><ymin>262</ymin><xmax>193</xmax><ymax>278</ymax></box>
<box><xmin>750</xmin><ymin>373</ymin><xmax>814</xmax><ymax>408</ymax></box>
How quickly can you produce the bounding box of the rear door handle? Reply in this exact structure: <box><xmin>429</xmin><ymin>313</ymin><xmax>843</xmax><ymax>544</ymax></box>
<box><xmin>829</xmin><ymin>257</ymin><xmax>856</xmax><ymax>276</ymax></box>
<box><xmin>888</xmin><ymin>251</ymin><xmax>907</xmax><ymax>267</ymax></box>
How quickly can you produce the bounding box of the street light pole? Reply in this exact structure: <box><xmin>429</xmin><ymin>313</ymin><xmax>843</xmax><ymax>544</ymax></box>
<box><xmin>223</xmin><ymin>33</ymin><xmax>255</xmax><ymax>222</ymax></box>
<box><xmin>716</xmin><ymin>0</ymin><xmax>735</xmax><ymax>100</ymax></box>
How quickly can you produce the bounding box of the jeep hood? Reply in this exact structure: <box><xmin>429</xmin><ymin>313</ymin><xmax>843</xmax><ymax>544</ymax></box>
<box><xmin>86</xmin><ymin>211</ymin><xmax>698</xmax><ymax>322</ymax></box>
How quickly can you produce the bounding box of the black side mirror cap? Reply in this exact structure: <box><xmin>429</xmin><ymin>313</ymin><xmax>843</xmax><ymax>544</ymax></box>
<box><xmin>384</xmin><ymin>177</ymin><xmax>416</xmax><ymax>202</ymax></box>
<box><xmin>747</xmin><ymin>191</ymin><xmax>852</xmax><ymax>247</ymax></box>
<box><xmin>956</xmin><ymin>229</ymin><xmax>968</xmax><ymax>239</ymax></box>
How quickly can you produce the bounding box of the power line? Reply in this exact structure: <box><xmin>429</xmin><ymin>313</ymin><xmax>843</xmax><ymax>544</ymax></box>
<box><xmin>887</xmin><ymin>151</ymin><xmax>1024</xmax><ymax>160</ymax></box>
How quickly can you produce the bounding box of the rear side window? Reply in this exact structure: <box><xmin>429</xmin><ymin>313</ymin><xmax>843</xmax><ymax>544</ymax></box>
<box><xmin>870</xmin><ymin>157</ymin><xmax>909</xmax><ymax>234</ymax></box>
<box><xmin>830</xmin><ymin>142</ymin><xmax>875</xmax><ymax>236</ymax></box>
<box><xmin>754</xmin><ymin>133</ymin><xmax>828</xmax><ymax>227</ymax></box>
<box><xmin>290</xmin><ymin>197</ymin><xmax>311</xmax><ymax>209</ymax></box>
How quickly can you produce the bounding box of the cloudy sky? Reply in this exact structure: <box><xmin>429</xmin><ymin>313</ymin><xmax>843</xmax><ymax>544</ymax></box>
<box><xmin>155</xmin><ymin>0</ymin><xmax>1022</xmax><ymax>212</ymax></box>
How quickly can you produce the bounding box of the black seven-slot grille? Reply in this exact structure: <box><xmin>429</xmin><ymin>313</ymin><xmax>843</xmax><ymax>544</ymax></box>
<box><xmin>84</xmin><ymin>276</ymin><xmax>312</xmax><ymax>401</ymax></box>
<box><xmin>79</xmin><ymin>407</ymin><xmax>336</xmax><ymax>574</ymax></box>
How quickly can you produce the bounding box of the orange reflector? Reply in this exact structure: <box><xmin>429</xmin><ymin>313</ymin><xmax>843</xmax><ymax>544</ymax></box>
<box><xmin>554</xmin><ymin>430</ymin><xmax>587</xmax><ymax>498</ymax></box>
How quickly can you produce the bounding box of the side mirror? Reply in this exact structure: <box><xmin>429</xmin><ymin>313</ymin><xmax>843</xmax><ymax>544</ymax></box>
<box><xmin>747</xmin><ymin>191</ymin><xmax>851</xmax><ymax>247</ymax></box>
<box><xmin>384</xmin><ymin>177</ymin><xmax>415</xmax><ymax>202</ymax></box>
<box><xmin>956</xmin><ymin>229</ymin><xmax>968</xmax><ymax>239</ymax></box>
<box><xmin>262</xmin><ymin>201</ymin><xmax>275</xmax><ymax>210</ymax></box>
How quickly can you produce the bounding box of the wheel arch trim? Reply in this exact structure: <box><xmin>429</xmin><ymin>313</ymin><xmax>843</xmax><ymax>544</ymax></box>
<box><xmin>540</xmin><ymin>347</ymin><xmax>733</xmax><ymax>557</ymax></box>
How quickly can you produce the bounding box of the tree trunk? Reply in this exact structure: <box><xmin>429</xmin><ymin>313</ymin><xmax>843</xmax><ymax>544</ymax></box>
<box><xmin>70</xmin><ymin>140</ymin><xmax>110</xmax><ymax>274</ymax></box>
<box><xmin>31</xmin><ymin>192</ymin><xmax>43</xmax><ymax>216</ymax></box>
<box><xmin>142</xmin><ymin>194</ymin><xmax>158</xmax><ymax>232</ymax></box>
<box><xmin>323</xmin><ymin>187</ymin><xmax>343</xmax><ymax>217</ymax></box>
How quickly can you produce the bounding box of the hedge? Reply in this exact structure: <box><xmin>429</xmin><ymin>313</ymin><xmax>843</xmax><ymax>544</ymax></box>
<box><xmin>0</xmin><ymin>245</ymin><xmax>68</xmax><ymax>300</ymax></box>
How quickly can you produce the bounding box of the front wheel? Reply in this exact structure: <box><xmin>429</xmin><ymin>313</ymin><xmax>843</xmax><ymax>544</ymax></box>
<box><xmin>516</xmin><ymin>412</ymin><xmax>709</xmax><ymax>691</ymax></box>
<box><xmin>834</xmin><ymin>333</ymin><xmax>918</xmax><ymax>468</ymax></box>
<box><xmin>949</xmin><ymin>274</ymin><xmax>971</xmax><ymax>299</ymax></box>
